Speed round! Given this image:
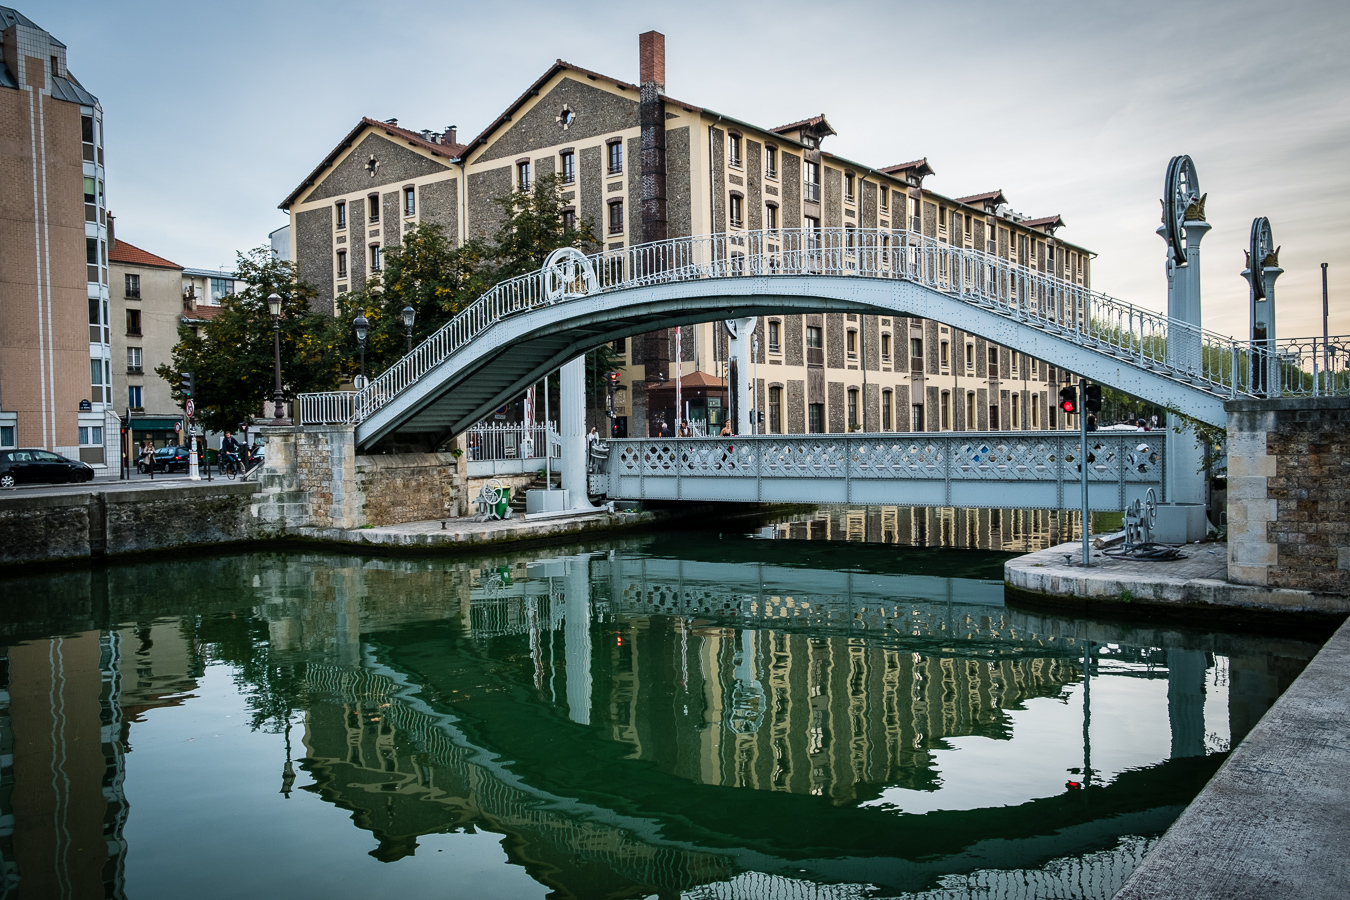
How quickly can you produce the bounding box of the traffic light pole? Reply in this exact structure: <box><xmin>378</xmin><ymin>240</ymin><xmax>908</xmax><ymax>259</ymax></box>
<box><xmin>1080</xmin><ymin>382</ymin><xmax>1090</xmax><ymax>567</ymax></box>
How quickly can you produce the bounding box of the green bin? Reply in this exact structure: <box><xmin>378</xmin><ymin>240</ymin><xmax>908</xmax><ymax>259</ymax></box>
<box><xmin>494</xmin><ymin>485</ymin><xmax>511</xmax><ymax>518</ymax></box>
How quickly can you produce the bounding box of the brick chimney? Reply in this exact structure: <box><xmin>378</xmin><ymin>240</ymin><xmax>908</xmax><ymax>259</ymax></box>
<box><xmin>444</xmin><ymin>125</ymin><xmax>457</xmax><ymax>145</ymax></box>
<box><xmin>639</xmin><ymin>31</ymin><xmax>669</xmax><ymax>387</ymax></box>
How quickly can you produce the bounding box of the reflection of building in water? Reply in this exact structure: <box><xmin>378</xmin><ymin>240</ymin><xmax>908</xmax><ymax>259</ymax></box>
<box><xmin>767</xmin><ymin>506</ymin><xmax>1086</xmax><ymax>552</ymax></box>
<box><xmin>0</xmin><ymin>632</ymin><xmax>129</xmax><ymax>899</ymax></box>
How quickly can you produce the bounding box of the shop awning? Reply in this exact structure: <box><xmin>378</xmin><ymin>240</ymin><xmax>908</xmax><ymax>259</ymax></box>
<box><xmin>131</xmin><ymin>418</ymin><xmax>183</xmax><ymax>430</ymax></box>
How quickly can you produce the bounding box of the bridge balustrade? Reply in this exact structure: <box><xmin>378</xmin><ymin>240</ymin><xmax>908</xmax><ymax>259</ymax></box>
<box><xmin>297</xmin><ymin>228</ymin><xmax>1349</xmax><ymax>431</ymax></box>
<box><xmin>594</xmin><ymin>431</ymin><xmax>1165</xmax><ymax>511</ymax></box>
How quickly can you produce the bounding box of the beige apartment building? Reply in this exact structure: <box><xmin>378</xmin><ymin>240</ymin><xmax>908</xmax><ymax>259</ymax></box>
<box><xmin>0</xmin><ymin>7</ymin><xmax>116</xmax><ymax>462</ymax></box>
<box><xmin>282</xmin><ymin>33</ymin><xmax>1093</xmax><ymax>439</ymax></box>
<box><xmin>109</xmin><ymin>240</ymin><xmax>186</xmax><ymax>449</ymax></box>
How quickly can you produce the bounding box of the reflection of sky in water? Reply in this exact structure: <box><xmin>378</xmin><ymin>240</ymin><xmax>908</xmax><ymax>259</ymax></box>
<box><xmin>866</xmin><ymin>676</ymin><xmax>1178</xmax><ymax>815</ymax></box>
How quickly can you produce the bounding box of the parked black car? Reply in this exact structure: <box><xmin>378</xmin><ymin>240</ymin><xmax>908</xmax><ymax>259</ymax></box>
<box><xmin>0</xmin><ymin>449</ymin><xmax>95</xmax><ymax>487</ymax></box>
<box><xmin>143</xmin><ymin>444</ymin><xmax>193</xmax><ymax>473</ymax></box>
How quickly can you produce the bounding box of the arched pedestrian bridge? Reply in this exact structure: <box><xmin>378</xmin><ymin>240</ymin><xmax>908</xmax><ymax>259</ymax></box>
<box><xmin>301</xmin><ymin>228</ymin><xmax>1288</xmax><ymax>448</ymax></box>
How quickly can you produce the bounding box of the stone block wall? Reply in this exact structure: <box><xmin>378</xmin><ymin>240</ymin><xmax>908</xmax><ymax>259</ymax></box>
<box><xmin>356</xmin><ymin>453</ymin><xmax>463</xmax><ymax>524</ymax></box>
<box><xmin>1226</xmin><ymin>397</ymin><xmax>1350</xmax><ymax>593</ymax></box>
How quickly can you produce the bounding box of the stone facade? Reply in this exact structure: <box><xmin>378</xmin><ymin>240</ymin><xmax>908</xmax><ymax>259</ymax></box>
<box><xmin>1227</xmin><ymin>397</ymin><xmax>1350</xmax><ymax>594</ymax></box>
<box><xmin>304</xmin><ymin>133</ymin><xmax>448</xmax><ymax>204</ymax></box>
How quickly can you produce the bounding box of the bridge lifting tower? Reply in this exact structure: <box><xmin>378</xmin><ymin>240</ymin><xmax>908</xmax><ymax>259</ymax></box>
<box><xmin>1242</xmin><ymin>217</ymin><xmax>1282</xmax><ymax>397</ymax></box>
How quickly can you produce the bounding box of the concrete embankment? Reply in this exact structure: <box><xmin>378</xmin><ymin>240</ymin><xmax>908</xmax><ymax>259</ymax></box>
<box><xmin>1006</xmin><ymin>540</ymin><xmax>1350</xmax><ymax>627</ymax></box>
<box><xmin>1113</xmin><ymin>614</ymin><xmax>1350</xmax><ymax>899</ymax></box>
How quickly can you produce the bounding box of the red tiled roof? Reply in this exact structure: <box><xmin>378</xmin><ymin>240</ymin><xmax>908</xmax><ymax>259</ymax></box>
<box><xmin>770</xmin><ymin>115</ymin><xmax>835</xmax><ymax>137</ymax></box>
<box><xmin>182</xmin><ymin>304</ymin><xmax>226</xmax><ymax>322</ymax></box>
<box><xmin>955</xmin><ymin>190</ymin><xmax>1006</xmax><ymax>206</ymax></box>
<box><xmin>1022</xmin><ymin>215</ymin><xmax>1066</xmax><ymax>231</ymax></box>
<box><xmin>109</xmin><ymin>240</ymin><xmax>181</xmax><ymax>270</ymax></box>
<box><xmin>280</xmin><ymin>117</ymin><xmax>463</xmax><ymax>210</ymax></box>
<box><xmin>880</xmin><ymin>158</ymin><xmax>935</xmax><ymax>177</ymax></box>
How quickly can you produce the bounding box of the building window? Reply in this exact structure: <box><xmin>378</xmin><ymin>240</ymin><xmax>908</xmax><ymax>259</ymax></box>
<box><xmin>128</xmin><ymin>385</ymin><xmax>143</xmax><ymax>409</ymax></box>
<box><xmin>941</xmin><ymin>391</ymin><xmax>951</xmax><ymax>430</ymax></box>
<box><xmin>882</xmin><ymin>390</ymin><xmax>893</xmax><ymax>430</ymax></box>
<box><xmin>768</xmin><ymin>320</ymin><xmax>781</xmax><ymax>352</ymax></box>
<box><xmin>337</xmin><ymin>250</ymin><xmax>348</xmax><ymax>278</ymax></box>
<box><xmin>844</xmin><ymin>172</ymin><xmax>855</xmax><ymax>202</ymax></box>
<box><xmin>768</xmin><ymin>386</ymin><xmax>783</xmax><ymax>434</ymax></box>
<box><xmin>368</xmin><ymin>193</ymin><xmax>380</xmax><ymax>223</ymax></box>
<box><xmin>805</xmin><ymin>161</ymin><xmax>820</xmax><ymax>202</ymax></box>
<box><xmin>1031</xmin><ymin>359</ymin><xmax>1039</xmax><ymax>379</ymax></box>
<box><xmin>0</xmin><ymin>425</ymin><xmax>15</xmax><ymax>448</ymax></box>
<box><xmin>879</xmin><ymin>185</ymin><xmax>888</xmax><ymax>211</ymax></box>
<box><xmin>966</xmin><ymin>343</ymin><xmax>975</xmax><ymax>373</ymax></box>
<box><xmin>1012</xmin><ymin>394</ymin><xmax>1021</xmax><ymax>429</ymax></box>
<box><xmin>607</xmin><ymin>140</ymin><xmax>623</xmax><ymax>174</ymax></box>
<box><xmin>90</xmin><ymin>358</ymin><xmax>106</xmax><ymax>401</ymax></box>
<box><xmin>765</xmin><ymin>146</ymin><xmax>777</xmax><ymax>179</ymax></box>
<box><xmin>560</xmin><ymin>151</ymin><xmax>575</xmax><ymax>184</ymax></box>
<box><xmin>805</xmin><ymin>216</ymin><xmax>821</xmax><ymax>250</ymax></box>
<box><xmin>966</xmin><ymin>392</ymin><xmax>976</xmax><ymax>430</ymax></box>
<box><xmin>729</xmin><ymin>194</ymin><xmax>743</xmax><ymax>228</ymax></box>
<box><xmin>765</xmin><ymin>203</ymin><xmax>778</xmax><ymax>233</ymax></box>
<box><xmin>1011</xmin><ymin>351</ymin><xmax>1021</xmax><ymax>375</ymax></box>
<box><xmin>210</xmin><ymin>277</ymin><xmax>233</xmax><ymax>303</ymax></box>
<box><xmin>989</xmin><ymin>405</ymin><xmax>999</xmax><ymax>429</ymax></box>
<box><xmin>806</xmin><ymin>325</ymin><xmax>823</xmax><ymax>349</ymax></box>
<box><xmin>608</xmin><ymin>201</ymin><xmax>624</xmax><ymax>235</ymax></box>
<box><xmin>846</xmin><ymin>329</ymin><xmax>857</xmax><ymax>359</ymax></box>
<box><xmin>125</xmin><ymin>309</ymin><xmax>142</xmax><ymax>336</ymax></box>
<box><xmin>729</xmin><ymin>133</ymin><xmax>742</xmax><ymax>168</ymax></box>
<box><xmin>78</xmin><ymin>426</ymin><xmax>103</xmax><ymax>446</ymax></box>
<box><xmin>518</xmin><ymin>161</ymin><xmax>531</xmax><ymax>191</ymax></box>
<box><xmin>988</xmin><ymin>346</ymin><xmax>999</xmax><ymax>377</ymax></box>
<box><xmin>881</xmin><ymin>332</ymin><xmax>891</xmax><ymax>362</ymax></box>
<box><xmin>562</xmin><ymin>208</ymin><xmax>576</xmax><ymax>232</ymax></box>
<box><xmin>125</xmin><ymin>273</ymin><xmax>140</xmax><ymax>298</ymax></box>
<box><xmin>1031</xmin><ymin>396</ymin><xmax>1040</xmax><ymax>429</ymax></box>
<box><xmin>912</xmin><ymin>404</ymin><xmax>925</xmax><ymax>431</ymax></box>
<box><xmin>404</xmin><ymin>186</ymin><xmax>416</xmax><ymax>216</ymax></box>
<box><xmin>808</xmin><ymin>403</ymin><xmax>824</xmax><ymax>434</ymax></box>
<box><xmin>371</xmin><ymin>245</ymin><xmax>382</xmax><ymax>271</ymax></box>
<box><xmin>940</xmin><ymin>340</ymin><xmax>950</xmax><ymax>370</ymax></box>
<box><xmin>126</xmin><ymin>346</ymin><xmax>142</xmax><ymax>373</ymax></box>
<box><xmin>847</xmin><ymin>389</ymin><xmax>859</xmax><ymax>430</ymax></box>
<box><xmin>336</xmin><ymin>201</ymin><xmax>347</xmax><ymax>229</ymax></box>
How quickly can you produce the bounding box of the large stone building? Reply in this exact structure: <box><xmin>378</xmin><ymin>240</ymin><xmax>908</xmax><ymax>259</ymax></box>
<box><xmin>0</xmin><ymin>7</ymin><xmax>116</xmax><ymax>463</ymax></box>
<box><xmin>282</xmin><ymin>33</ymin><xmax>1094</xmax><ymax>439</ymax></box>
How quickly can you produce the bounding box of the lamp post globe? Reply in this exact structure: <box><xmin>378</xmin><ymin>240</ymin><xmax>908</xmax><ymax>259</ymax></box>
<box><xmin>267</xmin><ymin>292</ymin><xmax>289</xmax><ymax>424</ymax></box>
<box><xmin>353</xmin><ymin>314</ymin><xmax>369</xmax><ymax>387</ymax></box>
<box><xmin>402</xmin><ymin>305</ymin><xmax>415</xmax><ymax>353</ymax></box>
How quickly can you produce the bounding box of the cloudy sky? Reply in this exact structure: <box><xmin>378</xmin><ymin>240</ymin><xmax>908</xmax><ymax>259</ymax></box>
<box><xmin>42</xmin><ymin>0</ymin><xmax>1348</xmax><ymax>339</ymax></box>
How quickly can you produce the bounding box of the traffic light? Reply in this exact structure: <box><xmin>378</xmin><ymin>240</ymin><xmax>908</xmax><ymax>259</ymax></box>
<box><xmin>180</xmin><ymin>372</ymin><xmax>195</xmax><ymax>399</ymax></box>
<box><xmin>1084</xmin><ymin>383</ymin><xmax>1102</xmax><ymax>414</ymax></box>
<box><xmin>608</xmin><ymin>372</ymin><xmax>621</xmax><ymax>386</ymax></box>
<box><xmin>1058</xmin><ymin>384</ymin><xmax>1078</xmax><ymax>415</ymax></box>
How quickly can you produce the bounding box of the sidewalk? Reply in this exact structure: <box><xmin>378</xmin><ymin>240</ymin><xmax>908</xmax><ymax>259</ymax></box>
<box><xmin>0</xmin><ymin>469</ymin><xmax>243</xmax><ymax>501</ymax></box>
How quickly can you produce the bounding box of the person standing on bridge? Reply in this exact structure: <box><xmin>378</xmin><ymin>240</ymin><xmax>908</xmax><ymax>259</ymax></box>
<box><xmin>1087</xmin><ymin>415</ymin><xmax>1098</xmax><ymax>432</ymax></box>
<box><xmin>678</xmin><ymin>420</ymin><xmax>692</xmax><ymax>438</ymax></box>
<box><xmin>720</xmin><ymin>419</ymin><xmax>732</xmax><ymax>437</ymax></box>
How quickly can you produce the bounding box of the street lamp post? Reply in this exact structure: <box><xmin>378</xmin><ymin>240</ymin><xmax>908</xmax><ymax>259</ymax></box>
<box><xmin>267</xmin><ymin>292</ymin><xmax>289</xmax><ymax>424</ymax></box>
<box><xmin>402</xmin><ymin>305</ymin><xmax>415</xmax><ymax>354</ymax></box>
<box><xmin>353</xmin><ymin>314</ymin><xmax>369</xmax><ymax>387</ymax></box>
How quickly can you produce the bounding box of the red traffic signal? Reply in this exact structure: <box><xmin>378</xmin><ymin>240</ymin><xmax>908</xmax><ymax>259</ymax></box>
<box><xmin>608</xmin><ymin>372</ymin><xmax>620</xmax><ymax>384</ymax></box>
<box><xmin>1058</xmin><ymin>385</ymin><xmax>1078</xmax><ymax>415</ymax></box>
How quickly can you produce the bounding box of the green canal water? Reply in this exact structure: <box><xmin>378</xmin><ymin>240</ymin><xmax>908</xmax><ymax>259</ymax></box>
<box><xmin>0</xmin><ymin>514</ymin><xmax>1323</xmax><ymax>899</ymax></box>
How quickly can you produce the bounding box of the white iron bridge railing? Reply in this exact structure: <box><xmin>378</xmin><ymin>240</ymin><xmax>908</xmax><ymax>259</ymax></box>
<box><xmin>298</xmin><ymin>229</ymin><xmax>1350</xmax><ymax>427</ymax></box>
<box><xmin>594</xmin><ymin>432</ymin><xmax>1166</xmax><ymax>510</ymax></box>
<box><xmin>463</xmin><ymin>421</ymin><xmax>561</xmax><ymax>462</ymax></box>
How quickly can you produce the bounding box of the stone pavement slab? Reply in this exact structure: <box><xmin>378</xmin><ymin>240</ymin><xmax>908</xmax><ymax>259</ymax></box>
<box><xmin>1114</xmin><ymin>615</ymin><xmax>1350</xmax><ymax>899</ymax></box>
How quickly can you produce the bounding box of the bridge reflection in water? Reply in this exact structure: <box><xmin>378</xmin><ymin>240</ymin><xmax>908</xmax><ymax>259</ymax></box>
<box><xmin>0</xmin><ymin>545</ymin><xmax>1320</xmax><ymax>900</ymax></box>
<box><xmin>756</xmin><ymin>505</ymin><xmax>1101</xmax><ymax>553</ymax></box>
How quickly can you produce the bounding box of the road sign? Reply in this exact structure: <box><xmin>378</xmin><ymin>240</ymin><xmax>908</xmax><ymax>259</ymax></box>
<box><xmin>185</xmin><ymin>399</ymin><xmax>195</xmax><ymax>418</ymax></box>
<box><xmin>174</xmin><ymin>422</ymin><xmax>182</xmax><ymax>434</ymax></box>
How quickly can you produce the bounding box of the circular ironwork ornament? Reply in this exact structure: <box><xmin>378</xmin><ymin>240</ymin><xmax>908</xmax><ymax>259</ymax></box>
<box><xmin>1162</xmin><ymin>155</ymin><xmax>1200</xmax><ymax>267</ymax></box>
<box><xmin>542</xmin><ymin>247</ymin><xmax>597</xmax><ymax>303</ymax></box>
<box><xmin>1248</xmin><ymin>217</ymin><xmax>1275</xmax><ymax>301</ymax></box>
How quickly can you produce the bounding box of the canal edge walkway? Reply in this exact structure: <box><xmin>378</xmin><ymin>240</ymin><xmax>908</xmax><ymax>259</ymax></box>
<box><xmin>1113</xmin><ymin>613</ymin><xmax>1350</xmax><ymax>899</ymax></box>
<box><xmin>1004</xmin><ymin>540</ymin><xmax>1350</xmax><ymax>622</ymax></box>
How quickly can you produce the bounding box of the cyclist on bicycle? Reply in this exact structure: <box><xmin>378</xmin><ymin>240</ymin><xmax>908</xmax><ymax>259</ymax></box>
<box><xmin>220</xmin><ymin>431</ymin><xmax>242</xmax><ymax>475</ymax></box>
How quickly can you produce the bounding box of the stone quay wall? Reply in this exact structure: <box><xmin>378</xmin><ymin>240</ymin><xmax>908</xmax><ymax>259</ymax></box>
<box><xmin>0</xmin><ymin>483</ymin><xmax>261</xmax><ymax>566</ymax></box>
<box><xmin>253</xmin><ymin>425</ymin><xmax>465</xmax><ymax>531</ymax></box>
<box><xmin>1227</xmin><ymin>397</ymin><xmax>1350</xmax><ymax>594</ymax></box>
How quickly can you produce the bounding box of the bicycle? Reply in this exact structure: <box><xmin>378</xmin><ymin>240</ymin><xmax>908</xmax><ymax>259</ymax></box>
<box><xmin>220</xmin><ymin>450</ymin><xmax>242</xmax><ymax>479</ymax></box>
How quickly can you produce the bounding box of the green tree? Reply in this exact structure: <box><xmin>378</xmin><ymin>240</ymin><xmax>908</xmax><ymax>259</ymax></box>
<box><xmin>156</xmin><ymin>249</ymin><xmax>348</xmax><ymax>434</ymax></box>
<box><xmin>337</xmin><ymin>173</ymin><xmax>598</xmax><ymax>377</ymax></box>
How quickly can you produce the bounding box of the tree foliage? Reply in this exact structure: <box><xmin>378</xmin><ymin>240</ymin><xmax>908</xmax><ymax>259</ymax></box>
<box><xmin>156</xmin><ymin>250</ymin><xmax>348</xmax><ymax>434</ymax></box>
<box><xmin>337</xmin><ymin>174</ymin><xmax>597</xmax><ymax>376</ymax></box>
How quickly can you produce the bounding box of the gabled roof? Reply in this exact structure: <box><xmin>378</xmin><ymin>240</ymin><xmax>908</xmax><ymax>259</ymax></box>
<box><xmin>880</xmin><ymin>158</ymin><xmax>935</xmax><ymax>178</ymax></box>
<box><xmin>1022</xmin><ymin>214</ymin><xmax>1066</xmax><ymax>233</ymax></box>
<box><xmin>280</xmin><ymin>117</ymin><xmax>464</xmax><ymax>210</ymax></box>
<box><xmin>770</xmin><ymin>115</ymin><xmax>836</xmax><ymax>138</ymax></box>
<box><xmin>955</xmin><ymin>190</ymin><xmax>1007</xmax><ymax>208</ymax></box>
<box><xmin>458</xmin><ymin>59</ymin><xmax>702</xmax><ymax>161</ymax></box>
<box><xmin>182</xmin><ymin>304</ymin><xmax>226</xmax><ymax>323</ymax></box>
<box><xmin>109</xmin><ymin>240</ymin><xmax>181</xmax><ymax>270</ymax></box>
